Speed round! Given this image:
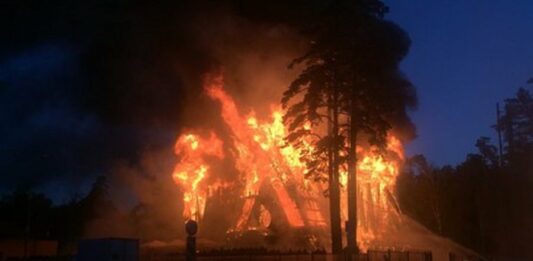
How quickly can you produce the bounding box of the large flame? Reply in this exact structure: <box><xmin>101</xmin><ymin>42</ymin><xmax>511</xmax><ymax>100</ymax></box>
<box><xmin>172</xmin><ymin>132</ymin><xmax>224</xmax><ymax>221</ymax></box>
<box><xmin>351</xmin><ymin>135</ymin><xmax>404</xmax><ymax>250</ymax></box>
<box><xmin>171</xmin><ymin>75</ymin><xmax>404</xmax><ymax>250</ymax></box>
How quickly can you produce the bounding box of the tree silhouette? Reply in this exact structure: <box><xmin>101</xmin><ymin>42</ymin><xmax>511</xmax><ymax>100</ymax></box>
<box><xmin>475</xmin><ymin>137</ymin><xmax>499</xmax><ymax>167</ymax></box>
<box><xmin>283</xmin><ymin>0</ymin><xmax>416</xmax><ymax>252</ymax></box>
<box><xmin>495</xmin><ymin>85</ymin><xmax>533</xmax><ymax>165</ymax></box>
<box><xmin>80</xmin><ymin>175</ymin><xmax>117</xmax><ymax>222</ymax></box>
<box><xmin>397</xmin><ymin>83</ymin><xmax>533</xmax><ymax>259</ymax></box>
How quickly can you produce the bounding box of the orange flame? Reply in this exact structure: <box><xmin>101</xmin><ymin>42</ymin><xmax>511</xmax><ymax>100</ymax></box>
<box><xmin>171</xmin><ymin>74</ymin><xmax>404</xmax><ymax>250</ymax></box>
<box><xmin>172</xmin><ymin>132</ymin><xmax>224</xmax><ymax>221</ymax></box>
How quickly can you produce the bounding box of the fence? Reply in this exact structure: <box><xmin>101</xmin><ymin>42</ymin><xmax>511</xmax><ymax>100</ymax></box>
<box><xmin>141</xmin><ymin>250</ymin><xmax>432</xmax><ymax>261</ymax></box>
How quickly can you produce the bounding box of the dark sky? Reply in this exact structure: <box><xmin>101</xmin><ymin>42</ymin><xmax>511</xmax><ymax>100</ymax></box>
<box><xmin>385</xmin><ymin>0</ymin><xmax>533</xmax><ymax>165</ymax></box>
<box><xmin>1</xmin><ymin>0</ymin><xmax>532</xmax><ymax>197</ymax></box>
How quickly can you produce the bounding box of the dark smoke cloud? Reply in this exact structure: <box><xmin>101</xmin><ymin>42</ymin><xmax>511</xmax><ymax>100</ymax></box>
<box><xmin>0</xmin><ymin>0</ymin><xmax>309</xmax><ymax>196</ymax></box>
<box><xmin>0</xmin><ymin>0</ymin><xmax>418</xmax><ymax>243</ymax></box>
<box><xmin>0</xmin><ymin>0</ymin><xmax>415</xmax><ymax>209</ymax></box>
<box><xmin>0</xmin><ymin>1</ymin><xmax>213</xmax><ymax>189</ymax></box>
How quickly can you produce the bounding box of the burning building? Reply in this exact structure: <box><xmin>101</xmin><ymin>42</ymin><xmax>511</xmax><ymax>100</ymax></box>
<box><xmin>169</xmin><ymin>74</ymin><xmax>483</xmax><ymax>260</ymax></box>
<box><xmin>171</xmin><ymin>74</ymin><xmax>402</xmax><ymax>250</ymax></box>
<box><xmin>172</xmin><ymin>75</ymin><xmax>330</xmax><ymax>249</ymax></box>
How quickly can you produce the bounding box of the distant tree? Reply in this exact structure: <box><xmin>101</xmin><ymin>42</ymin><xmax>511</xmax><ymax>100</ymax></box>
<box><xmin>498</xmin><ymin>87</ymin><xmax>533</xmax><ymax>162</ymax></box>
<box><xmin>0</xmin><ymin>190</ymin><xmax>53</xmax><ymax>239</ymax></box>
<box><xmin>397</xmin><ymin>83</ymin><xmax>533</xmax><ymax>259</ymax></box>
<box><xmin>51</xmin><ymin>196</ymin><xmax>84</xmax><ymax>254</ymax></box>
<box><xmin>400</xmin><ymin>155</ymin><xmax>448</xmax><ymax>234</ymax></box>
<box><xmin>81</xmin><ymin>175</ymin><xmax>116</xmax><ymax>221</ymax></box>
<box><xmin>475</xmin><ymin>137</ymin><xmax>499</xmax><ymax>167</ymax></box>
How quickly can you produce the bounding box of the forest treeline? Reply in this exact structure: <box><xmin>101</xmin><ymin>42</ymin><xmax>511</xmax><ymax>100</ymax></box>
<box><xmin>397</xmin><ymin>85</ymin><xmax>533</xmax><ymax>259</ymax></box>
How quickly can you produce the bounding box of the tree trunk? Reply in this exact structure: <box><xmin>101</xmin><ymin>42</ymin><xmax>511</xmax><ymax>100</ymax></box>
<box><xmin>328</xmin><ymin>88</ymin><xmax>342</xmax><ymax>253</ymax></box>
<box><xmin>346</xmin><ymin>95</ymin><xmax>359</xmax><ymax>253</ymax></box>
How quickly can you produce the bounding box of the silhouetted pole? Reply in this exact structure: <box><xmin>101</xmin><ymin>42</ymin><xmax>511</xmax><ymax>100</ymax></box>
<box><xmin>185</xmin><ymin>220</ymin><xmax>197</xmax><ymax>261</ymax></box>
<box><xmin>496</xmin><ymin>103</ymin><xmax>504</xmax><ymax>166</ymax></box>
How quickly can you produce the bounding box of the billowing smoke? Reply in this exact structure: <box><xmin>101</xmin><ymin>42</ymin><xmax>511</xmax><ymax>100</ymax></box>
<box><xmin>43</xmin><ymin>0</ymin><xmax>310</xmax><ymax>243</ymax></box>
<box><xmin>0</xmin><ymin>0</ymin><xmax>307</xmax><ymax>187</ymax></box>
<box><xmin>1</xmin><ymin>0</ymin><xmax>422</xmax><ymax>252</ymax></box>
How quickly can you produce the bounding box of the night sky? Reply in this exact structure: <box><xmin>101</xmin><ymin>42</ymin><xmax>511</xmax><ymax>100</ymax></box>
<box><xmin>1</xmin><ymin>1</ymin><xmax>532</xmax><ymax>197</ymax></box>
<box><xmin>386</xmin><ymin>0</ymin><xmax>533</xmax><ymax>165</ymax></box>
